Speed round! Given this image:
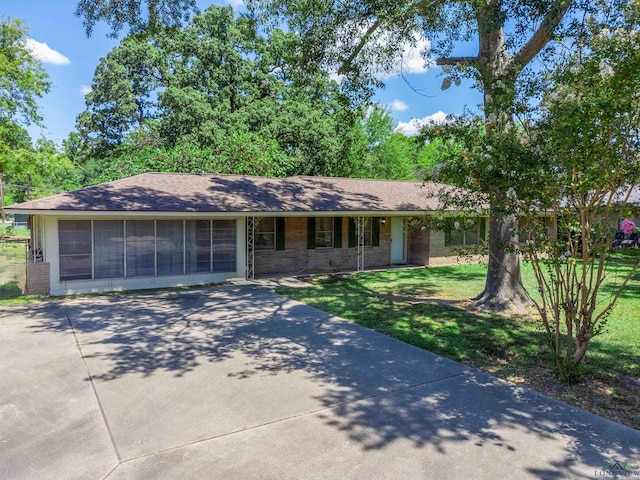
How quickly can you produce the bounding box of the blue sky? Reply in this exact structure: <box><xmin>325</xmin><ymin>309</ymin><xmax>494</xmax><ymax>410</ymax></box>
<box><xmin>3</xmin><ymin>0</ymin><xmax>483</xmax><ymax>144</ymax></box>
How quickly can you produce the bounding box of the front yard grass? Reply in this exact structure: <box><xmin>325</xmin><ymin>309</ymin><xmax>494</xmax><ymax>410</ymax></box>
<box><xmin>0</xmin><ymin>240</ymin><xmax>28</xmax><ymax>300</ymax></box>
<box><xmin>276</xmin><ymin>253</ymin><xmax>640</xmax><ymax>430</ymax></box>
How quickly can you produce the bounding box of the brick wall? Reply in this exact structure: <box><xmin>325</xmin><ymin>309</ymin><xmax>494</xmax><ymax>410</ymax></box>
<box><xmin>428</xmin><ymin>230</ymin><xmax>488</xmax><ymax>266</ymax></box>
<box><xmin>254</xmin><ymin>216</ymin><xmax>393</xmax><ymax>275</ymax></box>
<box><xmin>408</xmin><ymin>229</ymin><xmax>430</xmax><ymax>266</ymax></box>
<box><xmin>428</xmin><ymin>230</ymin><xmax>456</xmax><ymax>259</ymax></box>
<box><xmin>26</xmin><ymin>262</ymin><xmax>50</xmax><ymax>295</ymax></box>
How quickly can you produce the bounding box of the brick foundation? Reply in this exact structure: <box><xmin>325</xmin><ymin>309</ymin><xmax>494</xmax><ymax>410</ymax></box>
<box><xmin>26</xmin><ymin>262</ymin><xmax>50</xmax><ymax>295</ymax></box>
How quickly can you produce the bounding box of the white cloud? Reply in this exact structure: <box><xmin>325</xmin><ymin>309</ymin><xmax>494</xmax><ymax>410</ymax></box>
<box><xmin>226</xmin><ymin>0</ymin><xmax>245</xmax><ymax>7</ymax></box>
<box><xmin>331</xmin><ymin>22</ymin><xmax>432</xmax><ymax>82</ymax></box>
<box><xmin>389</xmin><ymin>99</ymin><xmax>409</xmax><ymax>112</ymax></box>
<box><xmin>328</xmin><ymin>71</ymin><xmax>344</xmax><ymax>83</ymax></box>
<box><xmin>387</xmin><ymin>34</ymin><xmax>432</xmax><ymax>78</ymax></box>
<box><xmin>25</xmin><ymin>38</ymin><xmax>70</xmax><ymax>65</ymax></box>
<box><xmin>395</xmin><ymin>111</ymin><xmax>449</xmax><ymax>136</ymax></box>
<box><xmin>80</xmin><ymin>85</ymin><xmax>92</xmax><ymax>96</ymax></box>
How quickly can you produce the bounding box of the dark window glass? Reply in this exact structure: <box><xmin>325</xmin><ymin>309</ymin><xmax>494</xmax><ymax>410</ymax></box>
<box><xmin>450</xmin><ymin>219</ymin><xmax>480</xmax><ymax>246</ymax></box>
<box><xmin>315</xmin><ymin>217</ymin><xmax>334</xmax><ymax>248</ymax></box>
<box><xmin>255</xmin><ymin>217</ymin><xmax>276</xmax><ymax>251</ymax></box>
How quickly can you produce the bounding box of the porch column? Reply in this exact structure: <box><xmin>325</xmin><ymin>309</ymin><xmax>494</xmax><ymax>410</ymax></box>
<box><xmin>246</xmin><ymin>216</ymin><xmax>255</xmax><ymax>280</ymax></box>
<box><xmin>356</xmin><ymin>216</ymin><xmax>365</xmax><ymax>272</ymax></box>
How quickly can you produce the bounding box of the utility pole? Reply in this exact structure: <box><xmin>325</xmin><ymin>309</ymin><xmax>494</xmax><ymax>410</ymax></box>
<box><xmin>26</xmin><ymin>172</ymin><xmax>31</xmax><ymax>201</ymax></box>
<box><xmin>0</xmin><ymin>173</ymin><xmax>5</xmax><ymax>223</ymax></box>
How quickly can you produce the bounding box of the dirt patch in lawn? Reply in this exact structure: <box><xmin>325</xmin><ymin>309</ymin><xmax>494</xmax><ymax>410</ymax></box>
<box><xmin>498</xmin><ymin>360</ymin><xmax>640</xmax><ymax>430</ymax></box>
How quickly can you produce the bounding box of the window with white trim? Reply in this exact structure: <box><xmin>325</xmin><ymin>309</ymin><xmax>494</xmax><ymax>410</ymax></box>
<box><xmin>315</xmin><ymin>217</ymin><xmax>334</xmax><ymax>248</ymax></box>
<box><xmin>450</xmin><ymin>219</ymin><xmax>481</xmax><ymax>246</ymax></box>
<box><xmin>255</xmin><ymin>217</ymin><xmax>276</xmax><ymax>251</ymax></box>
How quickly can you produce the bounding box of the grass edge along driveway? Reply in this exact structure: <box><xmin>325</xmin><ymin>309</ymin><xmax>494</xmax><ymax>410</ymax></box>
<box><xmin>275</xmin><ymin>256</ymin><xmax>640</xmax><ymax>431</ymax></box>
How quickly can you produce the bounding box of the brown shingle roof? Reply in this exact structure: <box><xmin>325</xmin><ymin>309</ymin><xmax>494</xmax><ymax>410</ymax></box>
<box><xmin>7</xmin><ymin>173</ymin><xmax>457</xmax><ymax>214</ymax></box>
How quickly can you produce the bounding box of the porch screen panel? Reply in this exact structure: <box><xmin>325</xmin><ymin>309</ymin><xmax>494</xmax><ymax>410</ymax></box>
<box><xmin>59</xmin><ymin>220</ymin><xmax>92</xmax><ymax>281</ymax></box>
<box><xmin>186</xmin><ymin>220</ymin><xmax>211</xmax><ymax>273</ymax></box>
<box><xmin>126</xmin><ymin>220</ymin><xmax>155</xmax><ymax>277</ymax></box>
<box><xmin>94</xmin><ymin>220</ymin><xmax>124</xmax><ymax>279</ymax></box>
<box><xmin>212</xmin><ymin>220</ymin><xmax>236</xmax><ymax>273</ymax></box>
<box><xmin>156</xmin><ymin>220</ymin><xmax>184</xmax><ymax>276</ymax></box>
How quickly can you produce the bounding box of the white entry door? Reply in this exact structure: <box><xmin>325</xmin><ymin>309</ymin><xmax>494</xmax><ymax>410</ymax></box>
<box><xmin>390</xmin><ymin>217</ymin><xmax>406</xmax><ymax>263</ymax></box>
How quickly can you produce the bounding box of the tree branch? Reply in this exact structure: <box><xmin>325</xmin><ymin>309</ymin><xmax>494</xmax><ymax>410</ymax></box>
<box><xmin>414</xmin><ymin>0</ymin><xmax>448</xmax><ymax>17</ymax></box>
<box><xmin>338</xmin><ymin>18</ymin><xmax>381</xmax><ymax>75</ymax></box>
<box><xmin>513</xmin><ymin>0</ymin><xmax>573</xmax><ymax>70</ymax></box>
<box><xmin>436</xmin><ymin>56</ymin><xmax>478</xmax><ymax>67</ymax></box>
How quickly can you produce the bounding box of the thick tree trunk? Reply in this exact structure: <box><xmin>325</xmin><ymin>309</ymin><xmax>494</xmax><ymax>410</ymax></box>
<box><xmin>473</xmin><ymin>204</ymin><xmax>531</xmax><ymax>313</ymax></box>
<box><xmin>471</xmin><ymin>4</ymin><xmax>532</xmax><ymax>313</ymax></box>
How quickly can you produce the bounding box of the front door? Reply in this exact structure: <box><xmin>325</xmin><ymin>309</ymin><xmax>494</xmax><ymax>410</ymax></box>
<box><xmin>390</xmin><ymin>217</ymin><xmax>406</xmax><ymax>263</ymax></box>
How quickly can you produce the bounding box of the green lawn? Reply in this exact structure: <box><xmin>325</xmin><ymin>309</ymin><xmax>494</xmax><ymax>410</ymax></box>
<box><xmin>276</xmin><ymin>252</ymin><xmax>640</xmax><ymax>429</ymax></box>
<box><xmin>0</xmin><ymin>225</ymin><xmax>29</xmax><ymax>300</ymax></box>
<box><xmin>0</xmin><ymin>224</ymin><xmax>29</xmax><ymax>237</ymax></box>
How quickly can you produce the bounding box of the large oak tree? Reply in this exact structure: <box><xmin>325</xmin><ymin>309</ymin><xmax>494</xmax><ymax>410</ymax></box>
<box><xmin>74</xmin><ymin>0</ymin><xmax>569</xmax><ymax>311</ymax></box>
<box><xmin>243</xmin><ymin>0</ymin><xmax>599</xmax><ymax>312</ymax></box>
<box><xmin>74</xmin><ymin>1</ymin><xmax>616</xmax><ymax>311</ymax></box>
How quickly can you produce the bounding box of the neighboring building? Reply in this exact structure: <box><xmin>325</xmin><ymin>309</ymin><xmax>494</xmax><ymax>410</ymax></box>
<box><xmin>7</xmin><ymin>173</ymin><xmax>488</xmax><ymax>296</ymax></box>
<box><xmin>617</xmin><ymin>186</ymin><xmax>640</xmax><ymax>229</ymax></box>
<box><xmin>12</xmin><ymin>214</ymin><xmax>29</xmax><ymax>228</ymax></box>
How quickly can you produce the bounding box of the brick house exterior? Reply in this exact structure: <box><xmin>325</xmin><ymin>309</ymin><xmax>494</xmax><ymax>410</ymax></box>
<box><xmin>7</xmin><ymin>173</ymin><xmax>483</xmax><ymax>296</ymax></box>
<box><xmin>254</xmin><ymin>216</ymin><xmax>394</xmax><ymax>275</ymax></box>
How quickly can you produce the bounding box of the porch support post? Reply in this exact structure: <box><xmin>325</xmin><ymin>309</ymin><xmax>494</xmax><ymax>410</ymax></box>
<box><xmin>356</xmin><ymin>216</ymin><xmax>365</xmax><ymax>272</ymax></box>
<box><xmin>246</xmin><ymin>216</ymin><xmax>255</xmax><ymax>280</ymax></box>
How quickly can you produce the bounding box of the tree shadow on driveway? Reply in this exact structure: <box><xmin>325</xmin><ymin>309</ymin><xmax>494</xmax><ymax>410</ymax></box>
<box><xmin>19</xmin><ymin>285</ymin><xmax>640</xmax><ymax>477</ymax></box>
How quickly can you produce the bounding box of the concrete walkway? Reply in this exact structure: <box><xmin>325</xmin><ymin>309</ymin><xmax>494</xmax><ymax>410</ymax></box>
<box><xmin>1</xmin><ymin>285</ymin><xmax>638</xmax><ymax>479</ymax></box>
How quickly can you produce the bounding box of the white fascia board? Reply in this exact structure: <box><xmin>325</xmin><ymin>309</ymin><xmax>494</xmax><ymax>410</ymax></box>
<box><xmin>5</xmin><ymin>209</ymin><xmax>435</xmax><ymax>217</ymax></box>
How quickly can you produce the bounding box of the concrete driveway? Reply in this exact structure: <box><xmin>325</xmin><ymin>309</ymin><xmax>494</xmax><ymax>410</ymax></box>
<box><xmin>1</xmin><ymin>284</ymin><xmax>639</xmax><ymax>480</ymax></box>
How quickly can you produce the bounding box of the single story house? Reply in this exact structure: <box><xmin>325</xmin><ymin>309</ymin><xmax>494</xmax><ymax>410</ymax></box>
<box><xmin>7</xmin><ymin>173</ymin><xmax>488</xmax><ymax>296</ymax></box>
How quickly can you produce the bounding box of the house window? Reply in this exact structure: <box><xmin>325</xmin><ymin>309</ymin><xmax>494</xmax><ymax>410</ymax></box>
<box><xmin>315</xmin><ymin>217</ymin><xmax>334</xmax><ymax>248</ymax></box>
<box><xmin>348</xmin><ymin>217</ymin><xmax>380</xmax><ymax>248</ymax></box>
<box><xmin>59</xmin><ymin>220</ymin><xmax>92</xmax><ymax>281</ymax></box>
<box><xmin>363</xmin><ymin>218</ymin><xmax>373</xmax><ymax>247</ymax></box>
<box><xmin>520</xmin><ymin>216</ymin><xmax>553</xmax><ymax>242</ymax></box>
<box><xmin>255</xmin><ymin>217</ymin><xmax>276</xmax><ymax>251</ymax></box>
<box><xmin>449</xmin><ymin>219</ymin><xmax>481</xmax><ymax>246</ymax></box>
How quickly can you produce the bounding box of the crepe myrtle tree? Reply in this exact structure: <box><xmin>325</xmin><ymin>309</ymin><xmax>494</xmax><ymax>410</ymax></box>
<box><xmin>515</xmin><ymin>5</ymin><xmax>640</xmax><ymax>382</ymax></box>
